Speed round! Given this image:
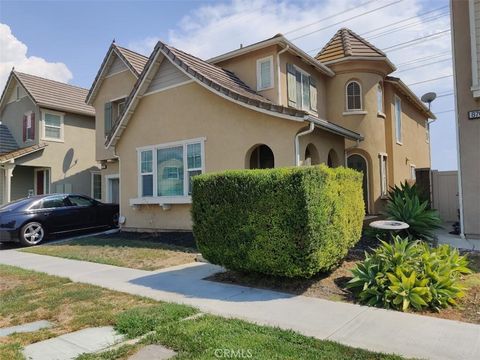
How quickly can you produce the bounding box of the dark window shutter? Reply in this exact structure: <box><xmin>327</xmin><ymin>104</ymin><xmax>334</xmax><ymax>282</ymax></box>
<box><xmin>23</xmin><ymin>115</ymin><xmax>27</xmax><ymax>142</ymax></box>
<box><xmin>309</xmin><ymin>77</ymin><xmax>317</xmax><ymax>112</ymax></box>
<box><xmin>104</xmin><ymin>102</ymin><xmax>112</xmax><ymax>136</ymax></box>
<box><xmin>286</xmin><ymin>63</ymin><xmax>297</xmax><ymax>107</ymax></box>
<box><xmin>30</xmin><ymin>112</ymin><xmax>35</xmax><ymax>140</ymax></box>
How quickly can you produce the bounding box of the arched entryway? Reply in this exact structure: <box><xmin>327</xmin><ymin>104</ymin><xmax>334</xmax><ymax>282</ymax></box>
<box><xmin>347</xmin><ymin>154</ymin><xmax>369</xmax><ymax>213</ymax></box>
<box><xmin>327</xmin><ymin>149</ymin><xmax>339</xmax><ymax>167</ymax></box>
<box><xmin>304</xmin><ymin>143</ymin><xmax>320</xmax><ymax>165</ymax></box>
<box><xmin>247</xmin><ymin>144</ymin><xmax>274</xmax><ymax>169</ymax></box>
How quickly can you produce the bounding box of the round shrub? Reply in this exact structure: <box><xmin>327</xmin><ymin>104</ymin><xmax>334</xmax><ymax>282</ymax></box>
<box><xmin>347</xmin><ymin>237</ymin><xmax>471</xmax><ymax>312</ymax></box>
<box><xmin>192</xmin><ymin>165</ymin><xmax>364</xmax><ymax>278</ymax></box>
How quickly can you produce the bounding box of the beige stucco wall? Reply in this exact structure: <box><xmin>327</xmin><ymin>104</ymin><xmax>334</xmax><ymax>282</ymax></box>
<box><xmin>384</xmin><ymin>83</ymin><xmax>430</xmax><ymax>184</ymax></box>
<box><xmin>215</xmin><ymin>45</ymin><xmax>279</xmax><ymax>103</ymax></box>
<box><xmin>14</xmin><ymin>110</ymin><xmax>97</xmax><ymax>198</ymax></box>
<box><xmin>92</xmin><ymin>69</ymin><xmax>137</xmax><ymax>161</ymax></box>
<box><xmin>452</xmin><ymin>0</ymin><xmax>480</xmax><ymax>237</ymax></box>
<box><xmin>115</xmin><ymin>81</ymin><xmax>344</xmax><ymax>231</ymax></box>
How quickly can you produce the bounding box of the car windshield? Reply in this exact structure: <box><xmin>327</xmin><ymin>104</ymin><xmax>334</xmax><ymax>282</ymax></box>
<box><xmin>0</xmin><ymin>198</ymin><xmax>33</xmax><ymax>212</ymax></box>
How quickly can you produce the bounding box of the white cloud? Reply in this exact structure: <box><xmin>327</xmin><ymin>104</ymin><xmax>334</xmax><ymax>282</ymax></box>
<box><xmin>128</xmin><ymin>0</ymin><xmax>454</xmax><ymax>170</ymax></box>
<box><xmin>0</xmin><ymin>23</ymin><xmax>73</xmax><ymax>89</ymax></box>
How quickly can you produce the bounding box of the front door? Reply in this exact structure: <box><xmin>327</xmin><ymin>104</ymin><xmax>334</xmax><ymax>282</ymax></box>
<box><xmin>35</xmin><ymin>169</ymin><xmax>50</xmax><ymax>195</ymax></box>
<box><xmin>347</xmin><ymin>155</ymin><xmax>369</xmax><ymax>214</ymax></box>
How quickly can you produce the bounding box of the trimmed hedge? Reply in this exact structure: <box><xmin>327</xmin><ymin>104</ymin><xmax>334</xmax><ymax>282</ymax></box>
<box><xmin>191</xmin><ymin>165</ymin><xmax>364</xmax><ymax>278</ymax></box>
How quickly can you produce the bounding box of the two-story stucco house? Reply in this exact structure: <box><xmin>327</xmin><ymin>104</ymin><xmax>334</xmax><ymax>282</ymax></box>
<box><xmin>86</xmin><ymin>43</ymin><xmax>148</xmax><ymax>204</ymax></box>
<box><xmin>451</xmin><ymin>0</ymin><xmax>480</xmax><ymax>239</ymax></box>
<box><xmin>89</xmin><ymin>28</ymin><xmax>433</xmax><ymax>232</ymax></box>
<box><xmin>0</xmin><ymin>71</ymin><xmax>97</xmax><ymax>204</ymax></box>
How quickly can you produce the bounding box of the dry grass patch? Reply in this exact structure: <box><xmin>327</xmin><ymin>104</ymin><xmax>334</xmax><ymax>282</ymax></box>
<box><xmin>22</xmin><ymin>236</ymin><xmax>198</xmax><ymax>270</ymax></box>
<box><xmin>209</xmin><ymin>250</ymin><xmax>480</xmax><ymax>325</ymax></box>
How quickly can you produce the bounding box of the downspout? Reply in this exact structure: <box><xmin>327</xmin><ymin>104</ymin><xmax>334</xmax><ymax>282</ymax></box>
<box><xmin>277</xmin><ymin>45</ymin><xmax>289</xmax><ymax>105</ymax></box>
<box><xmin>295</xmin><ymin>121</ymin><xmax>315</xmax><ymax>166</ymax></box>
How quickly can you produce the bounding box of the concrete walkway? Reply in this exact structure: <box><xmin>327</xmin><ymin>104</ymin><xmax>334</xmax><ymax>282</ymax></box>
<box><xmin>1</xmin><ymin>249</ymin><xmax>479</xmax><ymax>360</ymax></box>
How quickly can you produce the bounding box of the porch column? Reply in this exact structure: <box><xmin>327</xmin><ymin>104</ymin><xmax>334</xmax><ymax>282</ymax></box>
<box><xmin>4</xmin><ymin>161</ymin><xmax>15</xmax><ymax>204</ymax></box>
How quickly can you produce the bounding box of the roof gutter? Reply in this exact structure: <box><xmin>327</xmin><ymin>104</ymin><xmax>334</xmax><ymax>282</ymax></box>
<box><xmin>295</xmin><ymin>121</ymin><xmax>315</xmax><ymax>166</ymax></box>
<box><xmin>306</xmin><ymin>115</ymin><xmax>364</xmax><ymax>141</ymax></box>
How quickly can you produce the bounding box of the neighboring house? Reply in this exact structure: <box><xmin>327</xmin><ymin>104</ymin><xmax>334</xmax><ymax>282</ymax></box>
<box><xmin>0</xmin><ymin>71</ymin><xmax>96</xmax><ymax>204</ymax></box>
<box><xmin>90</xmin><ymin>28</ymin><xmax>433</xmax><ymax>232</ymax></box>
<box><xmin>86</xmin><ymin>43</ymin><xmax>148</xmax><ymax>204</ymax></box>
<box><xmin>451</xmin><ymin>0</ymin><xmax>480</xmax><ymax>239</ymax></box>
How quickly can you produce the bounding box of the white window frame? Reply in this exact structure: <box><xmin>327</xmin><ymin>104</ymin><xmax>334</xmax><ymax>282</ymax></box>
<box><xmin>91</xmin><ymin>171</ymin><xmax>102</xmax><ymax>200</ymax></box>
<box><xmin>41</xmin><ymin>109</ymin><xmax>65</xmax><ymax>142</ymax></box>
<box><xmin>256</xmin><ymin>56</ymin><xmax>274</xmax><ymax>91</ymax></box>
<box><xmin>394</xmin><ymin>95</ymin><xmax>402</xmax><ymax>144</ymax></box>
<box><xmin>379</xmin><ymin>153</ymin><xmax>388</xmax><ymax>198</ymax></box>
<box><xmin>345</xmin><ymin>80</ymin><xmax>363</xmax><ymax>111</ymax></box>
<box><xmin>292</xmin><ymin>65</ymin><xmax>312</xmax><ymax>111</ymax></box>
<box><xmin>25</xmin><ymin>111</ymin><xmax>34</xmax><ymax>141</ymax></box>
<box><xmin>377</xmin><ymin>83</ymin><xmax>384</xmax><ymax>115</ymax></box>
<box><xmin>410</xmin><ymin>164</ymin><xmax>416</xmax><ymax>180</ymax></box>
<box><xmin>133</xmin><ymin>137</ymin><xmax>206</xmax><ymax>205</ymax></box>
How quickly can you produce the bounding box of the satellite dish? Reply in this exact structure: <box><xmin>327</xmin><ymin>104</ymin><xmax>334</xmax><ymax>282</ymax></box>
<box><xmin>421</xmin><ymin>92</ymin><xmax>437</xmax><ymax>103</ymax></box>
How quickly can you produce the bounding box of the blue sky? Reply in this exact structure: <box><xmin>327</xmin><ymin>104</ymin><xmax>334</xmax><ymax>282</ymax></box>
<box><xmin>0</xmin><ymin>0</ymin><xmax>455</xmax><ymax>170</ymax></box>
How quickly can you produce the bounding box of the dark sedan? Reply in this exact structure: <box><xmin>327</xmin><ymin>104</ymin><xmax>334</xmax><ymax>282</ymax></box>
<box><xmin>0</xmin><ymin>194</ymin><xmax>119</xmax><ymax>246</ymax></box>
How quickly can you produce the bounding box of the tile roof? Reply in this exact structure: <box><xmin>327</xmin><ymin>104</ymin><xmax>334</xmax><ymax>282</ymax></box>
<box><xmin>0</xmin><ymin>143</ymin><xmax>47</xmax><ymax>163</ymax></box>
<box><xmin>114</xmin><ymin>45</ymin><xmax>149</xmax><ymax>76</ymax></box>
<box><xmin>13</xmin><ymin>72</ymin><xmax>95</xmax><ymax>116</ymax></box>
<box><xmin>0</xmin><ymin>124</ymin><xmax>18</xmax><ymax>154</ymax></box>
<box><xmin>316</xmin><ymin>28</ymin><xmax>386</xmax><ymax>63</ymax></box>
<box><xmin>106</xmin><ymin>40</ymin><xmax>362</xmax><ymax>146</ymax></box>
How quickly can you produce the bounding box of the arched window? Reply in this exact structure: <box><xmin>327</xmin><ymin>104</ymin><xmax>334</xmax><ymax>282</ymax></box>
<box><xmin>377</xmin><ymin>83</ymin><xmax>383</xmax><ymax>113</ymax></box>
<box><xmin>327</xmin><ymin>149</ymin><xmax>339</xmax><ymax>167</ymax></box>
<box><xmin>247</xmin><ymin>144</ymin><xmax>274</xmax><ymax>169</ymax></box>
<box><xmin>346</xmin><ymin>81</ymin><xmax>362</xmax><ymax>111</ymax></box>
<box><xmin>304</xmin><ymin>143</ymin><xmax>320</xmax><ymax>165</ymax></box>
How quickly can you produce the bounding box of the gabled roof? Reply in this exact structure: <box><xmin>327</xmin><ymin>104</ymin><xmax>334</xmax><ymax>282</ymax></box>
<box><xmin>0</xmin><ymin>124</ymin><xmax>18</xmax><ymax>154</ymax></box>
<box><xmin>385</xmin><ymin>76</ymin><xmax>436</xmax><ymax>119</ymax></box>
<box><xmin>208</xmin><ymin>33</ymin><xmax>335</xmax><ymax>77</ymax></box>
<box><xmin>85</xmin><ymin>43</ymin><xmax>148</xmax><ymax>105</ymax></box>
<box><xmin>0</xmin><ymin>143</ymin><xmax>47</xmax><ymax>163</ymax></box>
<box><xmin>0</xmin><ymin>71</ymin><xmax>95</xmax><ymax>117</ymax></box>
<box><xmin>106</xmin><ymin>40</ymin><xmax>362</xmax><ymax>147</ymax></box>
<box><xmin>316</xmin><ymin>28</ymin><xmax>395</xmax><ymax>70</ymax></box>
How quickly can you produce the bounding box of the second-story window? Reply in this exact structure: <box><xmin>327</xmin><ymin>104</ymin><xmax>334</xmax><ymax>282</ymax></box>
<box><xmin>23</xmin><ymin>112</ymin><xmax>35</xmax><ymax>142</ymax></box>
<box><xmin>286</xmin><ymin>64</ymin><xmax>317</xmax><ymax>112</ymax></box>
<box><xmin>256</xmin><ymin>56</ymin><xmax>273</xmax><ymax>90</ymax></box>
<box><xmin>377</xmin><ymin>83</ymin><xmax>384</xmax><ymax>114</ymax></box>
<box><xmin>104</xmin><ymin>97</ymin><xmax>126</xmax><ymax>137</ymax></box>
<box><xmin>394</xmin><ymin>95</ymin><xmax>402</xmax><ymax>144</ymax></box>
<box><xmin>42</xmin><ymin>110</ymin><xmax>64</xmax><ymax>141</ymax></box>
<box><xmin>346</xmin><ymin>80</ymin><xmax>362</xmax><ymax>111</ymax></box>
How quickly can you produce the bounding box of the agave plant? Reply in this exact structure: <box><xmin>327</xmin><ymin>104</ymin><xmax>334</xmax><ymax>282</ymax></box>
<box><xmin>347</xmin><ymin>236</ymin><xmax>471</xmax><ymax>312</ymax></box>
<box><xmin>385</xmin><ymin>182</ymin><xmax>442</xmax><ymax>241</ymax></box>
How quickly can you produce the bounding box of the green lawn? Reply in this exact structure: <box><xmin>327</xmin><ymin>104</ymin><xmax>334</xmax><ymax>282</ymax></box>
<box><xmin>21</xmin><ymin>236</ymin><xmax>198</xmax><ymax>270</ymax></box>
<box><xmin>0</xmin><ymin>265</ymin><xmax>406</xmax><ymax>360</ymax></box>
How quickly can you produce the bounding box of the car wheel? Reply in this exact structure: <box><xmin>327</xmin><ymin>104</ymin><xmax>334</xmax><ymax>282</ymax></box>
<box><xmin>19</xmin><ymin>222</ymin><xmax>45</xmax><ymax>246</ymax></box>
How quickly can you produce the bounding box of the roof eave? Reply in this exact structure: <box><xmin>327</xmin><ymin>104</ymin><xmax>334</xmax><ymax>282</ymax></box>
<box><xmin>385</xmin><ymin>78</ymin><xmax>435</xmax><ymax>119</ymax></box>
<box><xmin>306</xmin><ymin>115</ymin><xmax>363</xmax><ymax>141</ymax></box>
<box><xmin>323</xmin><ymin>56</ymin><xmax>397</xmax><ymax>72</ymax></box>
<box><xmin>208</xmin><ymin>36</ymin><xmax>335</xmax><ymax>77</ymax></box>
<box><xmin>0</xmin><ymin>144</ymin><xmax>48</xmax><ymax>164</ymax></box>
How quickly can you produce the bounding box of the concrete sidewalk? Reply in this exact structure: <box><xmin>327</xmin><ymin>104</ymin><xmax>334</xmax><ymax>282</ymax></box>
<box><xmin>1</xmin><ymin>249</ymin><xmax>479</xmax><ymax>360</ymax></box>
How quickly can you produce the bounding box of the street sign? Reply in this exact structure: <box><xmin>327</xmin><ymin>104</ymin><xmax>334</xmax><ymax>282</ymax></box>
<box><xmin>468</xmin><ymin>110</ymin><xmax>480</xmax><ymax>120</ymax></box>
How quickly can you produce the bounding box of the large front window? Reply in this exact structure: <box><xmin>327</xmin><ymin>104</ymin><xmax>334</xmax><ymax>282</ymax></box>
<box><xmin>138</xmin><ymin>138</ymin><xmax>204</xmax><ymax>199</ymax></box>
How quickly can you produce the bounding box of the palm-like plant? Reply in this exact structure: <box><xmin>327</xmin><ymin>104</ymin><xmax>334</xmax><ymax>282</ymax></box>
<box><xmin>385</xmin><ymin>182</ymin><xmax>442</xmax><ymax>241</ymax></box>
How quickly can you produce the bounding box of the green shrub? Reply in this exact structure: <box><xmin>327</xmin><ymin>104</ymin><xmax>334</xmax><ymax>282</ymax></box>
<box><xmin>347</xmin><ymin>237</ymin><xmax>471</xmax><ymax>311</ymax></box>
<box><xmin>115</xmin><ymin>304</ymin><xmax>196</xmax><ymax>338</ymax></box>
<box><xmin>192</xmin><ymin>165</ymin><xmax>364</xmax><ymax>278</ymax></box>
<box><xmin>385</xmin><ymin>182</ymin><xmax>442</xmax><ymax>241</ymax></box>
